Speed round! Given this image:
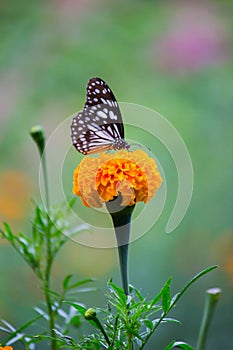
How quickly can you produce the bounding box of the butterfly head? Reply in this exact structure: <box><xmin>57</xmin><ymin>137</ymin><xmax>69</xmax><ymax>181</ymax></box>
<box><xmin>112</xmin><ymin>138</ymin><xmax>129</xmax><ymax>151</ymax></box>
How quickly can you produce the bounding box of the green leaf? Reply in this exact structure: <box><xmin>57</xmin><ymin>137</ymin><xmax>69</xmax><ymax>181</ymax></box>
<box><xmin>164</xmin><ymin>340</ymin><xmax>195</xmax><ymax>349</ymax></box>
<box><xmin>2</xmin><ymin>223</ymin><xmax>14</xmax><ymax>243</ymax></box>
<box><xmin>162</xmin><ymin>284</ymin><xmax>171</xmax><ymax>313</ymax></box>
<box><xmin>5</xmin><ymin>314</ymin><xmax>43</xmax><ymax>345</ymax></box>
<box><xmin>68</xmin><ymin>278</ymin><xmax>95</xmax><ymax>290</ymax></box>
<box><xmin>65</xmin><ymin>302</ymin><xmax>101</xmax><ymax>331</ymax></box>
<box><xmin>144</xmin><ymin>319</ymin><xmax>153</xmax><ymax>330</ymax></box>
<box><xmin>34</xmin><ymin>203</ymin><xmax>47</xmax><ymax>228</ymax></box>
<box><xmin>68</xmin><ymin>197</ymin><xmax>76</xmax><ymax>209</ymax></box>
<box><xmin>40</xmin><ymin>287</ymin><xmax>60</xmax><ymax>298</ymax></box>
<box><xmin>161</xmin><ymin>318</ymin><xmax>181</xmax><ymax>324</ymax></box>
<box><xmin>62</xmin><ymin>274</ymin><xmax>73</xmax><ymax>289</ymax></box>
<box><xmin>33</xmin><ymin>332</ymin><xmax>77</xmax><ymax>347</ymax></box>
<box><xmin>129</xmin><ymin>285</ymin><xmax>144</xmax><ymax>301</ymax></box>
<box><xmin>125</xmin><ymin>324</ymin><xmax>143</xmax><ymax>340</ymax></box>
<box><xmin>53</xmin><ymin>329</ymin><xmax>77</xmax><ymax>346</ymax></box>
<box><xmin>108</xmin><ymin>280</ymin><xmax>127</xmax><ymax>304</ymax></box>
<box><xmin>34</xmin><ymin>205</ymin><xmax>45</xmax><ymax>228</ymax></box>
<box><xmin>1</xmin><ymin>320</ymin><xmax>16</xmax><ymax>332</ymax></box>
<box><xmin>69</xmin><ymin>315</ymin><xmax>81</xmax><ymax>328</ymax></box>
<box><xmin>64</xmin><ymin>302</ymin><xmax>87</xmax><ymax>317</ymax></box>
<box><xmin>34</xmin><ymin>307</ymin><xmax>49</xmax><ymax>320</ymax></box>
<box><xmin>164</xmin><ymin>341</ymin><xmax>176</xmax><ymax>350</ymax></box>
<box><xmin>173</xmin><ymin>341</ymin><xmax>195</xmax><ymax>349</ymax></box>
<box><xmin>0</xmin><ymin>326</ymin><xmax>11</xmax><ymax>333</ymax></box>
<box><xmin>150</xmin><ymin>277</ymin><xmax>172</xmax><ymax>307</ymax></box>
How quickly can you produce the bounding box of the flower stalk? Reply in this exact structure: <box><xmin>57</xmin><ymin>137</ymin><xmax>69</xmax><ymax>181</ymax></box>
<box><xmin>106</xmin><ymin>196</ymin><xmax>135</xmax><ymax>296</ymax></box>
<box><xmin>30</xmin><ymin>126</ymin><xmax>56</xmax><ymax>350</ymax></box>
<box><xmin>85</xmin><ymin>309</ymin><xmax>111</xmax><ymax>346</ymax></box>
<box><xmin>196</xmin><ymin>288</ymin><xmax>221</xmax><ymax>350</ymax></box>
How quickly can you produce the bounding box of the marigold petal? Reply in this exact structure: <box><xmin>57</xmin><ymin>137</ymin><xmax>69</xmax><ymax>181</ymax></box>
<box><xmin>72</xmin><ymin>150</ymin><xmax>162</xmax><ymax>208</ymax></box>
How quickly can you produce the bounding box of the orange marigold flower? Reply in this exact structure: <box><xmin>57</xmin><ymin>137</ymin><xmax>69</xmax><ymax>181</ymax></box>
<box><xmin>73</xmin><ymin>150</ymin><xmax>162</xmax><ymax>208</ymax></box>
<box><xmin>0</xmin><ymin>347</ymin><xmax>14</xmax><ymax>350</ymax></box>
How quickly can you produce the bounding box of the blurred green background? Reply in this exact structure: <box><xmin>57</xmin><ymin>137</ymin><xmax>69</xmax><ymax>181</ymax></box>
<box><xmin>0</xmin><ymin>0</ymin><xmax>233</xmax><ymax>349</ymax></box>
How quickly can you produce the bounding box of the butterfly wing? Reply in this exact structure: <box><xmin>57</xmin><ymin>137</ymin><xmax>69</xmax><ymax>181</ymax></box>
<box><xmin>71</xmin><ymin>77</ymin><xmax>125</xmax><ymax>155</ymax></box>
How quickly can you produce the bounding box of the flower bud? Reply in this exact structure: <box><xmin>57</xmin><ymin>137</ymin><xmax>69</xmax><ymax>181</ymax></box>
<box><xmin>85</xmin><ymin>308</ymin><xmax>97</xmax><ymax>320</ymax></box>
<box><xmin>30</xmin><ymin>125</ymin><xmax>45</xmax><ymax>156</ymax></box>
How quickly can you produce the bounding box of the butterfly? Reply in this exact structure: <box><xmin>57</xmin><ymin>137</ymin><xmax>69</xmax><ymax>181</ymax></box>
<box><xmin>71</xmin><ymin>77</ymin><xmax>129</xmax><ymax>155</ymax></box>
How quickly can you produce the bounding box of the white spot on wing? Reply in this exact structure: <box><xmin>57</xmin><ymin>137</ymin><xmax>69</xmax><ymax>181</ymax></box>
<box><xmin>97</xmin><ymin>111</ymin><xmax>107</xmax><ymax>119</ymax></box>
<box><xmin>109</xmin><ymin>111</ymin><xmax>117</xmax><ymax>120</ymax></box>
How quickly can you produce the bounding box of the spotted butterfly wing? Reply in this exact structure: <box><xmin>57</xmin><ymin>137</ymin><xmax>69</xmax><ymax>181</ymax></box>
<box><xmin>71</xmin><ymin>77</ymin><xmax>128</xmax><ymax>155</ymax></box>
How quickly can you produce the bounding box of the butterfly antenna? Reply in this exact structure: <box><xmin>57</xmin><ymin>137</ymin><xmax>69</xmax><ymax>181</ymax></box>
<box><xmin>128</xmin><ymin>143</ymin><xmax>151</xmax><ymax>152</ymax></box>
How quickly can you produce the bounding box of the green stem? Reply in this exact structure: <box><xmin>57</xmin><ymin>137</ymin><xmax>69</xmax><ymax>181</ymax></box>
<box><xmin>109</xmin><ymin>315</ymin><xmax>119</xmax><ymax>349</ymax></box>
<box><xmin>44</xmin><ymin>218</ymin><xmax>57</xmax><ymax>350</ymax></box>
<box><xmin>106</xmin><ymin>197</ymin><xmax>135</xmax><ymax>296</ymax></box>
<box><xmin>41</xmin><ymin>148</ymin><xmax>50</xmax><ymax>209</ymax></box>
<box><xmin>106</xmin><ymin>197</ymin><xmax>135</xmax><ymax>349</ymax></box>
<box><xmin>127</xmin><ymin>329</ymin><xmax>133</xmax><ymax>350</ymax></box>
<box><xmin>115</xmin><ymin>231</ymin><xmax>130</xmax><ymax>295</ymax></box>
<box><xmin>94</xmin><ymin>317</ymin><xmax>111</xmax><ymax>346</ymax></box>
<box><xmin>196</xmin><ymin>288</ymin><xmax>221</xmax><ymax>350</ymax></box>
<box><xmin>86</xmin><ymin>309</ymin><xmax>111</xmax><ymax>347</ymax></box>
<box><xmin>30</xmin><ymin>126</ymin><xmax>56</xmax><ymax>349</ymax></box>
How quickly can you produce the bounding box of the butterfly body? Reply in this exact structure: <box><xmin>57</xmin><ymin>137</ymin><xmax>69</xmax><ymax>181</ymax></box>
<box><xmin>71</xmin><ymin>77</ymin><xmax>129</xmax><ymax>155</ymax></box>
